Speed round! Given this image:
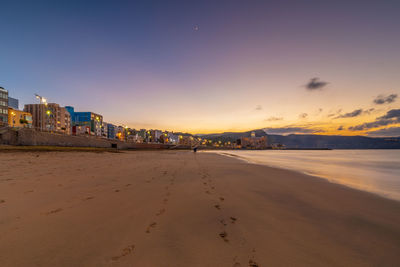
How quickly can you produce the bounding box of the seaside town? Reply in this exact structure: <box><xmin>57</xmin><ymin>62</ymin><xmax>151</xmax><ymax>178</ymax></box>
<box><xmin>0</xmin><ymin>86</ymin><xmax>268</xmax><ymax>149</ymax></box>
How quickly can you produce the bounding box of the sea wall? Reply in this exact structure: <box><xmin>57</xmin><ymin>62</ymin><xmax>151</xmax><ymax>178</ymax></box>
<box><xmin>0</xmin><ymin>128</ymin><xmax>174</xmax><ymax>149</ymax></box>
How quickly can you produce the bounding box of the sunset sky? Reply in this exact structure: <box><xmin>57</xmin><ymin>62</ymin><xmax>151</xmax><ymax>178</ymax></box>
<box><xmin>1</xmin><ymin>0</ymin><xmax>399</xmax><ymax>136</ymax></box>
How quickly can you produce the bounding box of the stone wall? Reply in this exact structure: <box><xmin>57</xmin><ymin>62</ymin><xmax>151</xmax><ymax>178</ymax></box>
<box><xmin>0</xmin><ymin>128</ymin><xmax>175</xmax><ymax>149</ymax></box>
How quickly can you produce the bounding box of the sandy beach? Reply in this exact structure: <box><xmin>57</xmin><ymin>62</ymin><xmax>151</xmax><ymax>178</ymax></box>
<box><xmin>1</xmin><ymin>150</ymin><xmax>400</xmax><ymax>267</ymax></box>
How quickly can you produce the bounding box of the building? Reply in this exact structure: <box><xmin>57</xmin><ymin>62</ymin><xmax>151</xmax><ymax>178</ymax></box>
<box><xmin>8</xmin><ymin>108</ymin><xmax>32</xmax><ymax>128</ymax></box>
<box><xmin>138</xmin><ymin>129</ymin><xmax>146</xmax><ymax>138</ymax></box>
<box><xmin>128</xmin><ymin>134</ymin><xmax>144</xmax><ymax>143</ymax></box>
<box><xmin>0</xmin><ymin>87</ymin><xmax>8</xmax><ymax>126</ymax></box>
<box><xmin>106</xmin><ymin>123</ymin><xmax>117</xmax><ymax>139</ymax></box>
<box><xmin>150</xmin><ymin>130</ymin><xmax>163</xmax><ymax>143</ymax></box>
<box><xmin>24</xmin><ymin>103</ymin><xmax>71</xmax><ymax>134</ymax></box>
<box><xmin>72</xmin><ymin>125</ymin><xmax>90</xmax><ymax>135</ymax></box>
<box><xmin>240</xmin><ymin>132</ymin><xmax>268</xmax><ymax>149</ymax></box>
<box><xmin>101</xmin><ymin>123</ymin><xmax>108</xmax><ymax>138</ymax></box>
<box><xmin>66</xmin><ymin>106</ymin><xmax>103</xmax><ymax>136</ymax></box>
<box><xmin>8</xmin><ymin>97</ymin><xmax>19</xmax><ymax>110</ymax></box>
<box><xmin>116</xmin><ymin>126</ymin><xmax>126</xmax><ymax>141</ymax></box>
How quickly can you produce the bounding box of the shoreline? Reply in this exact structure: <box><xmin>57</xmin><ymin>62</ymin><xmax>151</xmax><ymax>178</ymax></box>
<box><xmin>1</xmin><ymin>151</ymin><xmax>400</xmax><ymax>266</ymax></box>
<box><xmin>211</xmin><ymin>150</ymin><xmax>400</xmax><ymax>202</ymax></box>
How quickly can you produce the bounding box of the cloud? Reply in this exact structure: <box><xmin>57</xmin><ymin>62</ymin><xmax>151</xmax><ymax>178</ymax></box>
<box><xmin>305</xmin><ymin>78</ymin><xmax>328</xmax><ymax>91</ymax></box>
<box><xmin>335</xmin><ymin>109</ymin><xmax>363</xmax><ymax>118</ymax></box>
<box><xmin>265</xmin><ymin>116</ymin><xmax>283</xmax><ymax>121</ymax></box>
<box><xmin>328</xmin><ymin>108</ymin><xmax>342</xmax><ymax>117</ymax></box>
<box><xmin>348</xmin><ymin>109</ymin><xmax>400</xmax><ymax>131</ymax></box>
<box><xmin>264</xmin><ymin>127</ymin><xmax>320</xmax><ymax>135</ymax></box>
<box><xmin>334</xmin><ymin>108</ymin><xmax>374</xmax><ymax>119</ymax></box>
<box><xmin>366</xmin><ymin>127</ymin><xmax>400</xmax><ymax>137</ymax></box>
<box><xmin>337</xmin><ymin>125</ymin><xmax>344</xmax><ymax>130</ymax></box>
<box><xmin>373</xmin><ymin>94</ymin><xmax>397</xmax><ymax>105</ymax></box>
<box><xmin>255</xmin><ymin>105</ymin><xmax>263</xmax><ymax>111</ymax></box>
<box><xmin>379</xmin><ymin>109</ymin><xmax>400</xmax><ymax>119</ymax></box>
<box><xmin>299</xmin><ymin>113</ymin><xmax>308</xmax><ymax>119</ymax></box>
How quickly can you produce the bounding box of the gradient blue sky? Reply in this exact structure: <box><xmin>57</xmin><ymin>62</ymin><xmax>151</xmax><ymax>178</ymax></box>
<box><xmin>1</xmin><ymin>0</ymin><xmax>399</xmax><ymax>135</ymax></box>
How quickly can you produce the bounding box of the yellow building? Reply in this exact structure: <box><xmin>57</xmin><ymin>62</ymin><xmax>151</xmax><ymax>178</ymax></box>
<box><xmin>8</xmin><ymin>108</ymin><xmax>33</xmax><ymax>128</ymax></box>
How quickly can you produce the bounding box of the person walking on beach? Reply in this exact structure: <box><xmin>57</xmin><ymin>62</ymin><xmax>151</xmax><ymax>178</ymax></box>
<box><xmin>193</xmin><ymin>146</ymin><xmax>198</xmax><ymax>153</ymax></box>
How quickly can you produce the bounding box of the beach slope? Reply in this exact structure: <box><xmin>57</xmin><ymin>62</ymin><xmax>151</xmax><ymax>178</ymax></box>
<box><xmin>1</xmin><ymin>151</ymin><xmax>399</xmax><ymax>266</ymax></box>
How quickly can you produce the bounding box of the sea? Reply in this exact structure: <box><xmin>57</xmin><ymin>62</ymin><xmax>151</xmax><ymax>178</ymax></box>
<box><xmin>212</xmin><ymin>149</ymin><xmax>400</xmax><ymax>201</ymax></box>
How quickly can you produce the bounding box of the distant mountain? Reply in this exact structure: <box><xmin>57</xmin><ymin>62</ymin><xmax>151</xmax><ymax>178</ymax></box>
<box><xmin>197</xmin><ymin>129</ymin><xmax>400</xmax><ymax>149</ymax></box>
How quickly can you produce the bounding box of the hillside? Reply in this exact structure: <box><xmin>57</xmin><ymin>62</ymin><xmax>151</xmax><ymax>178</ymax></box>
<box><xmin>197</xmin><ymin>130</ymin><xmax>400</xmax><ymax>149</ymax></box>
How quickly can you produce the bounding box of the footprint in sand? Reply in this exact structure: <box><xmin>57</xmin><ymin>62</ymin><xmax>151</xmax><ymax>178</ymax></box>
<box><xmin>146</xmin><ymin>222</ymin><xmax>157</xmax><ymax>233</ymax></box>
<box><xmin>232</xmin><ymin>256</ymin><xmax>242</xmax><ymax>267</ymax></box>
<box><xmin>24</xmin><ymin>190</ymin><xmax>34</xmax><ymax>194</ymax></box>
<box><xmin>156</xmin><ymin>208</ymin><xmax>166</xmax><ymax>216</ymax></box>
<box><xmin>115</xmin><ymin>189</ymin><xmax>120</xmax><ymax>193</ymax></box>
<box><xmin>214</xmin><ymin>204</ymin><xmax>221</xmax><ymax>210</ymax></box>
<box><xmin>248</xmin><ymin>260</ymin><xmax>259</xmax><ymax>267</ymax></box>
<box><xmin>0</xmin><ymin>199</ymin><xmax>5</xmax><ymax>204</ymax></box>
<box><xmin>46</xmin><ymin>208</ymin><xmax>63</xmax><ymax>215</ymax></box>
<box><xmin>220</xmin><ymin>219</ymin><xmax>227</xmax><ymax>226</ymax></box>
<box><xmin>219</xmin><ymin>197</ymin><xmax>225</xmax><ymax>202</ymax></box>
<box><xmin>83</xmin><ymin>196</ymin><xmax>94</xmax><ymax>201</ymax></box>
<box><xmin>219</xmin><ymin>231</ymin><xmax>229</xmax><ymax>242</ymax></box>
<box><xmin>125</xmin><ymin>184</ymin><xmax>131</xmax><ymax>187</ymax></box>
<box><xmin>111</xmin><ymin>245</ymin><xmax>135</xmax><ymax>261</ymax></box>
<box><xmin>230</xmin><ymin>217</ymin><xmax>237</xmax><ymax>223</ymax></box>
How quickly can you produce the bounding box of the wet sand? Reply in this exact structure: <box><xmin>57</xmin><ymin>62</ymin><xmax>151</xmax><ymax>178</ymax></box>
<box><xmin>0</xmin><ymin>151</ymin><xmax>400</xmax><ymax>266</ymax></box>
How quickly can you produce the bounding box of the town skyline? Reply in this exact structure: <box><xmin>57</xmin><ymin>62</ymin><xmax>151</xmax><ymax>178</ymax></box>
<box><xmin>1</xmin><ymin>0</ymin><xmax>399</xmax><ymax>136</ymax></box>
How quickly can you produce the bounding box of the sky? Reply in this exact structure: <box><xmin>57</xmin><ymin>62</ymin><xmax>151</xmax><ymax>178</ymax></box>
<box><xmin>1</xmin><ymin>0</ymin><xmax>399</xmax><ymax>136</ymax></box>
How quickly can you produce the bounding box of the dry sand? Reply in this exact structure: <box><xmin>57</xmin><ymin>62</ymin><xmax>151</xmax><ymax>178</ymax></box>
<box><xmin>1</xmin><ymin>150</ymin><xmax>400</xmax><ymax>267</ymax></box>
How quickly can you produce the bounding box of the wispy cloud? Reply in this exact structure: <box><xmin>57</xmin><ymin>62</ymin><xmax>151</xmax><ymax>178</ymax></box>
<box><xmin>265</xmin><ymin>116</ymin><xmax>283</xmax><ymax>121</ymax></box>
<box><xmin>337</xmin><ymin>125</ymin><xmax>344</xmax><ymax>130</ymax></box>
<box><xmin>335</xmin><ymin>109</ymin><xmax>363</xmax><ymax>118</ymax></box>
<box><xmin>349</xmin><ymin>109</ymin><xmax>400</xmax><ymax>131</ymax></box>
<box><xmin>328</xmin><ymin>108</ymin><xmax>342</xmax><ymax>117</ymax></box>
<box><xmin>305</xmin><ymin>78</ymin><xmax>328</xmax><ymax>91</ymax></box>
<box><xmin>335</xmin><ymin>108</ymin><xmax>374</xmax><ymax>119</ymax></box>
<box><xmin>255</xmin><ymin>105</ymin><xmax>263</xmax><ymax>111</ymax></box>
<box><xmin>373</xmin><ymin>94</ymin><xmax>397</xmax><ymax>105</ymax></box>
<box><xmin>264</xmin><ymin>127</ymin><xmax>320</xmax><ymax>135</ymax></box>
<box><xmin>299</xmin><ymin>113</ymin><xmax>308</xmax><ymax>119</ymax></box>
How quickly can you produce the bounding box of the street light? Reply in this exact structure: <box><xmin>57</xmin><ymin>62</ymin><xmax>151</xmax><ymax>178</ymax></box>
<box><xmin>35</xmin><ymin>94</ymin><xmax>47</xmax><ymax>105</ymax></box>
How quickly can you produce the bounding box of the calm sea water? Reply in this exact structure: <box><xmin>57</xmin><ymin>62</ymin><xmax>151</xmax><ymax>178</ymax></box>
<box><xmin>212</xmin><ymin>150</ymin><xmax>400</xmax><ymax>201</ymax></box>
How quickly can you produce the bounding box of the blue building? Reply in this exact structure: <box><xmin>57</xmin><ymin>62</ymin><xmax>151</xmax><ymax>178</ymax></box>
<box><xmin>107</xmin><ymin>123</ymin><xmax>117</xmax><ymax>139</ymax></box>
<box><xmin>66</xmin><ymin>106</ymin><xmax>103</xmax><ymax>136</ymax></box>
<box><xmin>8</xmin><ymin>97</ymin><xmax>19</xmax><ymax>110</ymax></box>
